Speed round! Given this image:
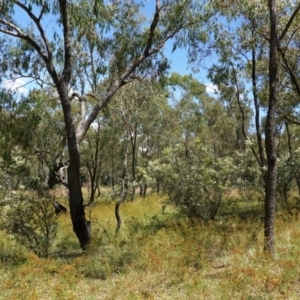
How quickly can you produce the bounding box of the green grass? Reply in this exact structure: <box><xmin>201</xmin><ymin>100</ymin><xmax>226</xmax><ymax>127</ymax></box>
<box><xmin>1</xmin><ymin>192</ymin><xmax>300</xmax><ymax>299</ymax></box>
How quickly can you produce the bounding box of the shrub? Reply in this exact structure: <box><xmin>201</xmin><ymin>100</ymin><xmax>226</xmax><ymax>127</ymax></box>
<box><xmin>159</xmin><ymin>147</ymin><xmax>236</xmax><ymax>222</ymax></box>
<box><xmin>0</xmin><ymin>191</ymin><xmax>58</xmax><ymax>257</ymax></box>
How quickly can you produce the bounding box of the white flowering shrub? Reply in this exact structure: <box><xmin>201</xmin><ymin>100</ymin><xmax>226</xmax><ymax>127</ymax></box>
<box><xmin>159</xmin><ymin>146</ymin><xmax>236</xmax><ymax>221</ymax></box>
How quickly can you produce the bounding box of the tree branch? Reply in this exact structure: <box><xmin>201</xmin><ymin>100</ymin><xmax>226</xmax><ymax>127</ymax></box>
<box><xmin>0</xmin><ymin>20</ymin><xmax>48</xmax><ymax>60</ymax></box>
<box><xmin>15</xmin><ymin>1</ymin><xmax>53</xmax><ymax>60</ymax></box>
<box><xmin>10</xmin><ymin>68</ymin><xmax>56</xmax><ymax>88</ymax></box>
<box><xmin>143</xmin><ymin>0</ymin><xmax>163</xmax><ymax>56</ymax></box>
<box><xmin>38</xmin><ymin>4</ymin><xmax>46</xmax><ymax>22</ymax></box>
<box><xmin>0</xmin><ymin>13</ymin><xmax>59</xmax><ymax>84</ymax></box>
<box><xmin>279</xmin><ymin>2</ymin><xmax>300</xmax><ymax>42</ymax></box>
<box><xmin>278</xmin><ymin>47</ymin><xmax>300</xmax><ymax>96</ymax></box>
<box><xmin>58</xmin><ymin>0</ymin><xmax>72</xmax><ymax>83</ymax></box>
<box><xmin>68</xmin><ymin>90</ymin><xmax>88</xmax><ymax>132</ymax></box>
<box><xmin>283</xmin><ymin>114</ymin><xmax>300</xmax><ymax>126</ymax></box>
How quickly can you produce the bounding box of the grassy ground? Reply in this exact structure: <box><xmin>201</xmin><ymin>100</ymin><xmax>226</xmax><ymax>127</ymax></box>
<box><xmin>1</xmin><ymin>192</ymin><xmax>300</xmax><ymax>299</ymax></box>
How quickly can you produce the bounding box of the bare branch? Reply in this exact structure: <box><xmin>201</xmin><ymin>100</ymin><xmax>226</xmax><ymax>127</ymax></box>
<box><xmin>0</xmin><ymin>19</ymin><xmax>24</xmax><ymax>36</ymax></box>
<box><xmin>0</xmin><ymin>20</ymin><xmax>48</xmax><ymax>60</ymax></box>
<box><xmin>283</xmin><ymin>114</ymin><xmax>300</xmax><ymax>126</ymax></box>
<box><xmin>282</xmin><ymin>25</ymin><xmax>300</xmax><ymax>53</ymax></box>
<box><xmin>143</xmin><ymin>0</ymin><xmax>163</xmax><ymax>56</ymax></box>
<box><xmin>55</xmin><ymin>162</ymin><xmax>69</xmax><ymax>189</ymax></box>
<box><xmin>11</xmin><ymin>68</ymin><xmax>56</xmax><ymax>88</ymax></box>
<box><xmin>279</xmin><ymin>2</ymin><xmax>300</xmax><ymax>42</ymax></box>
<box><xmin>250</xmin><ymin>28</ymin><xmax>265</xmax><ymax>168</ymax></box>
<box><xmin>56</xmin><ymin>176</ymin><xmax>69</xmax><ymax>189</ymax></box>
<box><xmin>15</xmin><ymin>1</ymin><xmax>53</xmax><ymax>59</ymax></box>
<box><xmin>38</xmin><ymin>4</ymin><xmax>46</xmax><ymax>22</ymax></box>
<box><xmin>278</xmin><ymin>47</ymin><xmax>300</xmax><ymax>96</ymax></box>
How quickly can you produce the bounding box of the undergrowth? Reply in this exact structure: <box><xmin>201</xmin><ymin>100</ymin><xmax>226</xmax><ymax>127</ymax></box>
<box><xmin>0</xmin><ymin>193</ymin><xmax>300</xmax><ymax>299</ymax></box>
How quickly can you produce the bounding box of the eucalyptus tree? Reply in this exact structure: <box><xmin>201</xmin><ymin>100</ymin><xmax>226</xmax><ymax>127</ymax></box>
<box><xmin>136</xmin><ymin>81</ymin><xmax>171</xmax><ymax>196</ymax></box>
<box><xmin>167</xmin><ymin>72</ymin><xmax>205</xmax><ymax>161</ymax></box>
<box><xmin>0</xmin><ymin>0</ymin><xmax>209</xmax><ymax>248</ymax></box>
<box><xmin>263</xmin><ymin>0</ymin><xmax>279</xmax><ymax>254</ymax></box>
<box><xmin>205</xmin><ymin>0</ymin><xmax>300</xmax><ymax>254</ymax></box>
<box><xmin>110</xmin><ymin>79</ymin><xmax>167</xmax><ymax>200</ymax></box>
<box><xmin>94</xmin><ymin>79</ymin><xmax>168</xmax><ymax>230</ymax></box>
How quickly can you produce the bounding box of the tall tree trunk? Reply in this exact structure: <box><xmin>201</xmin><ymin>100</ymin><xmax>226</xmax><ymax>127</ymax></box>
<box><xmin>58</xmin><ymin>83</ymin><xmax>91</xmax><ymax>249</ymax></box>
<box><xmin>264</xmin><ymin>0</ymin><xmax>278</xmax><ymax>255</ymax></box>
<box><xmin>251</xmin><ymin>28</ymin><xmax>265</xmax><ymax>168</ymax></box>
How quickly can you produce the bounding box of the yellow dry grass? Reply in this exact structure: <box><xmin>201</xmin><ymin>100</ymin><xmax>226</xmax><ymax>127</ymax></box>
<box><xmin>1</xmin><ymin>192</ymin><xmax>300</xmax><ymax>299</ymax></box>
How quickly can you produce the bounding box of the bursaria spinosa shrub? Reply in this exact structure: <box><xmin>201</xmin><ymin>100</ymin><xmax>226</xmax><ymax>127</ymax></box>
<box><xmin>0</xmin><ymin>191</ymin><xmax>58</xmax><ymax>257</ymax></box>
<box><xmin>159</xmin><ymin>147</ymin><xmax>236</xmax><ymax>222</ymax></box>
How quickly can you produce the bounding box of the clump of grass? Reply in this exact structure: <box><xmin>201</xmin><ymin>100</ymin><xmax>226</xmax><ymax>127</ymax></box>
<box><xmin>0</xmin><ymin>233</ymin><xmax>27</xmax><ymax>266</ymax></box>
<box><xmin>76</xmin><ymin>236</ymin><xmax>138</xmax><ymax>280</ymax></box>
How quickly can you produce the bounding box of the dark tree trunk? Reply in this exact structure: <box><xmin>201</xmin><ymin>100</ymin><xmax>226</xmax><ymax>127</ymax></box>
<box><xmin>58</xmin><ymin>83</ymin><xmax>91</xmax><ymax>249</ymax></box>
<box><xmin>156</xmin><ymin>177</ymin><xmax>160</xmax><ymax>194</ymax></box>
<box><xmin>295</xmin><ymin>178</ymin><xmax>300</xmax><ymax>199</ymax></box>
<box><xmin>46</xmin><ymin>0</ymin><xmax>91</xmax><ymax>250</ymax></box>
<box><xmin>139</xmin><ymin>183</ymin><xmax>147</xmax><ymax>197</ymax></box>
<box><xmin>264</xmin><ymin>0</ymin><xmax>278</xmax><ymax>255</ymax></box>
<box><xmin>143</xmin><ymin>183</ymin><xmax>147</xmax><ymax>197</ymax></box>
<box><xmin>130</xmin><ymin>125</ymin><xmax>138</xmax><ymax>201</ymax></box>
<box><xmin>115</xmin><ymin>138</ymin><xmax>129</xmax><ymax>233</ymax></box>
<box><xmin>67</xmin><ymin>134</ymin><xmax>91</xmax><ymax>250</ymax></box>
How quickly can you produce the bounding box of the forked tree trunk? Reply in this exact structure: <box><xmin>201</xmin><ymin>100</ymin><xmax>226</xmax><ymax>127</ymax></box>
<box><xmin>58</xmin><ymin>83</ymin><xmax>91</xmax><ymax>249</ymax></box>
<box><xmin>264</xmin><ymin>0</ymin><xmax>278</xmax><ymax>255</ymax></box>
